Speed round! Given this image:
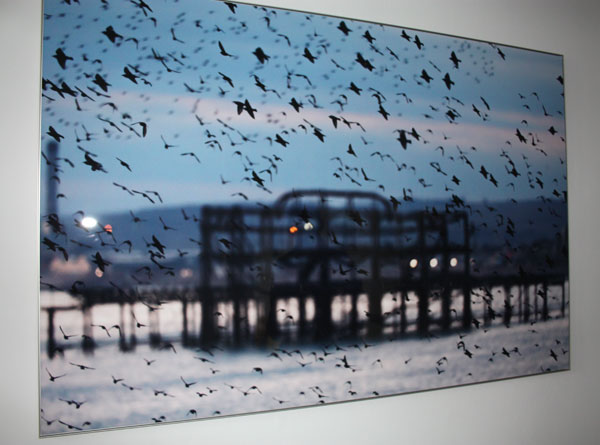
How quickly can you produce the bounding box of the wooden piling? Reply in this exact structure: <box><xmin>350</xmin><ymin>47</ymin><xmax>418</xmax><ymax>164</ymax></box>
<box><xmin>417</xmin><ymin>213</ymin><xmax>430</xmax><ymax>335</ymax></box>
<box><xmin>542</xmin><ymin>281</ymin><xmax>549</xmax><ymax>321</ymax></box>
<box><xmin>441</xmin><ymin>215</ymin><xmax>451</xmax><ymax>330</ymax></box>
<box><xmin>367</xmin><ymin>209</ymin><xmax>383</xmax><ymax>338</ymax></box>
<box><xmin>46</xmin><ymin>308</ymin><xmax>56</xmax><ymax>358</ymax></box>
<box><xmin>200</xmin><ymin>206</ymin><xmax>216</xmax><ymax>346</ymax></box>
<box><xmin>462</xmin><ymin>215</ymin><xmax>472</xmax><ymax>330</ymax></box>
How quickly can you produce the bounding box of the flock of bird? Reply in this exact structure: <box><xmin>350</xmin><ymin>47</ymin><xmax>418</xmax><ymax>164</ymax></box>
<box><xmin>39</xmin><ymin>0</ymin><xmax>568</xmax><ymax>434</ymax></box>
<box><xmin>41</xmin><ymin>311</ymin><xmax>568</xmax><ymax>434</ymax></box>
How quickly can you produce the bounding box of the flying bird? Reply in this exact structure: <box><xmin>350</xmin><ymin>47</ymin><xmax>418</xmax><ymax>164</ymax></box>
<box><xmin>53</xmin><ymin>48</ymin><xmax>73</xmax><ymax>69</ymax></box>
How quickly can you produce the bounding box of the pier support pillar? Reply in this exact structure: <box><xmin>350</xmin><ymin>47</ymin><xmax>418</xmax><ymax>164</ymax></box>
<box><xmin>46</xmin><ymin>308</ymin><xmax>57</xmax><ymax>358</ymax></box>
<box><xmin>81</xmin><ymin>305</ymin><xmax>94</xmax><ymax>353</ymax></box>
<box><xmin>561</xmin><ymin>282</ymin><xmax>566</xmax><ymax>317</ymax></box>
<box><xmin>523</xmin><ymin>284</ymin><xmax>530</xmax><ymax>322</ymax></box>
<box><xmin>541</xmin><ymin>282</ymin><xmax>549</xmax><ymax>321</ymax></box>
<box><xmin>503</xmin><ymin>286</ymin><xmax>513</xmax><ymax>327</ymax></box>
<box><xmin>400</xmin><ymin>291</ymin><xmax>407</xmax><ymax>334</ymax></box>
<box><xmin>182</xmin><ymin>299</ymin><xmax>189</xmax><ymax>346</ymax></box>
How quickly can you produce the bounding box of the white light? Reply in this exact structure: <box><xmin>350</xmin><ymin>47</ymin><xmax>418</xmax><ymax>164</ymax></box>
<box><xmin>94</xmin><ymin>267</ymin><xmax>103</xmax><ymax>278</ymax></box>
<box><xmin>81</xmin><ymin>216</ymin><xmax>98</xmax><ymax>229</ymax></box>
<box><xmin>450</xmin><ymin>257</ymin><xmax>458</xmax><ymax>267</ymax></box>
<box><xmin>429</xmin><ymin>258</ymin><xmax>439</xmax><ymax>268</ymax></box>
<box><xmin>180</xmin><ymin>268</ymin><xmax>193</xmax><ymax>279</ymax></box>
<box><xmin>303</xmin><ymin>221</ymin><xmax>314</xmax><ymax>231</ymax></box>
<box><xmin>409</xmin><ymin>259</ymin><xmax>418</xmax><ymax>269</ymax></box>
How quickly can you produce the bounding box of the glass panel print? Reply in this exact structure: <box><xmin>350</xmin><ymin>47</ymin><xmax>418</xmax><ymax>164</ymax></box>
<box><xmin>39</xmin><ymin>0</ymin><xmax>568</xmax><ymax>435</ymax></box>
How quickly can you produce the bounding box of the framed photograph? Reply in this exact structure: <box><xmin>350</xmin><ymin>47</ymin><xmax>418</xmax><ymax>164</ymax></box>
<box><xmin>39</xmin><ymin>0</ymin><xmax>569</xmax><ymax>435</ymax></box>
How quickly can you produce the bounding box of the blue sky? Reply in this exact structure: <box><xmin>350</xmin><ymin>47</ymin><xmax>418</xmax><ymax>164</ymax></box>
<box><xmin>40</xmin><ymin>0</ymin><xmax>566</xmax><ymax>216</ymax></box>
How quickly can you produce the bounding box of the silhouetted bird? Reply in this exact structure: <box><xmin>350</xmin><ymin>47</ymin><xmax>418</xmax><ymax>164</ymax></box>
<box><xmin>253</xmin><ymin>47</ymin><xmax>270</xmax><ymax>64</ymax></box>
<box><xmin>337</xmin><ymin>21</ymin><xmax>352</xmax><ymax>35</ymax></box>
<box><xmin>53</xmin><ymin>48</ymin><xmax>73</xmax><ymax>69</ymax></box>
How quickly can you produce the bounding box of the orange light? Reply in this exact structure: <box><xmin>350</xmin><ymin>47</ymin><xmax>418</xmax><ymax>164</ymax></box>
<box><xmin>104</xmin><ymin>224</ymin><xmax>113</xmax><ymax>233</ymax></box>
<box><xmin>289</xmin><ymin>226</ymin><xmax>298</xmax><ymax>234</ymax></box>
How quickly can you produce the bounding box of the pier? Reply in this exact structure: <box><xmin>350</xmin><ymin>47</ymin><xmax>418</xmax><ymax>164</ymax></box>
<box><xmin>41</xmin><ymin>190</ymin><xmax>568</xmax><ymax>355</ymax></box>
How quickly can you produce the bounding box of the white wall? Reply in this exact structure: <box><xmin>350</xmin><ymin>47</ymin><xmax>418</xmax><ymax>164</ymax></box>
<box><xmin>2</xmin><ymin>0</ymin><xmax>600</xmax><ymax>443</ymax></box>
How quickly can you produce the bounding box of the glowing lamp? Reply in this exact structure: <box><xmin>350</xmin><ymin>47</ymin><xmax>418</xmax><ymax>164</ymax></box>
<box><xmin>81</xmin><ymin>216</ymin><xmax>98</xmax><ymax>229</ymax></box>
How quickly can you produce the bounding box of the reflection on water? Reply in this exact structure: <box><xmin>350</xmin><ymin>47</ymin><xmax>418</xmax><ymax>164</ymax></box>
<box><xmin>40</xmin><ymin>316</ymin><xmax>569</xmax><ymax>435</ymax></box>
<box><xmin>40</xmin><ymin>287</ymin><xmax>569</xmax><ymax>435</ymax></box>
<box><xmin>41</xmin><ymin>281</ymin><xmax>568</xmax><ymax>351</ymax></box>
